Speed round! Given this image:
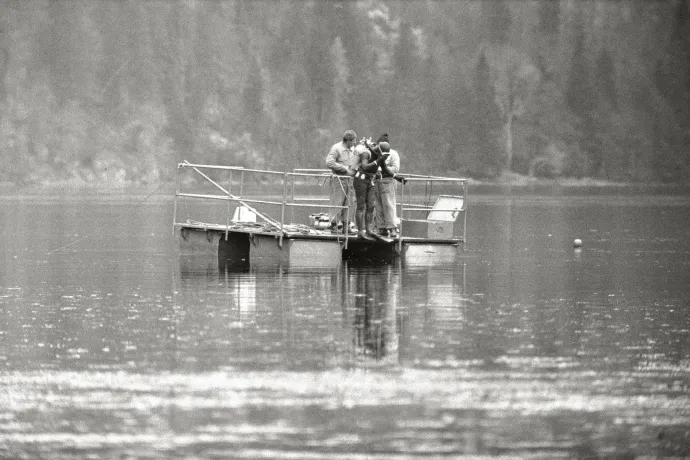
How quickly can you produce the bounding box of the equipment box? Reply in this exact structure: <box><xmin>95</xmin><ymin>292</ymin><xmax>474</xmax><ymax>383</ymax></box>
<box><xmin>401</xmin><ymin>219</ymin><xmax>457</xmax><ymax>239</ymax></box>
<box><xmin>400</xmin><ymin>195</ymin><xmax>464</xmax><ymax>240</ymax></box>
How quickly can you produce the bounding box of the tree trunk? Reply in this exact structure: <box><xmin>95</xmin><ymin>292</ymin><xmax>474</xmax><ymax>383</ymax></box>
<box><xmin>504</xmin><ymin>112</ymin><xmax>514</xmax><ymax>172</ymax></box>
<box><xmin>0</xmin><ymin>39</ymin><xmax>8</xmax><ymax>104</ymax></box>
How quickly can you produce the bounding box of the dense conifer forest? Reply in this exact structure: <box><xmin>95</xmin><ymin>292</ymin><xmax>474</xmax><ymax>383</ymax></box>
<box><xmin>0</xmin><ymin>0</ymin><xmax>689</xmax><ymax>186</ymax></box>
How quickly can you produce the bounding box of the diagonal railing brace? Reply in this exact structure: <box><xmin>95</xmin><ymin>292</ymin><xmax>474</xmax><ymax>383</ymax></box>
<box><xmin>182</xmin><ymin>160</ymin><xmax>284</xmax><ymax>231</ymax></box>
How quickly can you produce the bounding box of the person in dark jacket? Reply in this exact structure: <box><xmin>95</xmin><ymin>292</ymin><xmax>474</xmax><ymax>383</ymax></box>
<box><xmin>352</xmin><ymin>138</ymin><xmax>390</xmax><ymax>239</ymax></box>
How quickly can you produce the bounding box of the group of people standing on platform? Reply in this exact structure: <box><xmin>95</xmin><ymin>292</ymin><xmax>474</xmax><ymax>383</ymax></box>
<box><xmin>325</xmin><ymin>129</ymin><xmax>405</xmax><ymax>240</ymax></box>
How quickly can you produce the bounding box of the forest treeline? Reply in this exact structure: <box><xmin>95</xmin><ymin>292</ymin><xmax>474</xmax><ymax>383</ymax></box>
<box><xmin>0</xmin><ymin>0</ymin><xmax>689</xmax><ymax>186</ymax></box>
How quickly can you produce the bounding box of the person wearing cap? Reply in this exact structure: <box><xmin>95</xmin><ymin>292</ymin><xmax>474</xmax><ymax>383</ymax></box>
<box><xmin>325</xmin><ymin>130</ymin><xmax>359</xmax><ymax>234</ymax></box>
<box><xmin>373</xmin><ymin>133</ymin><xmax>401</xmax><ymax>237</ymax></box>
<box><xmin>352</xmin><ymin>138</ymin><xmax>390</xmax><ymax>239</ymax></box>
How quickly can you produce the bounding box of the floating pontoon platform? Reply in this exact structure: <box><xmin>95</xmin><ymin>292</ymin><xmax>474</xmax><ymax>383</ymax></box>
<box><xmin>173</xmin><ymin>162</ymin><xmax>467</xmax><ymax>269</ymax></box>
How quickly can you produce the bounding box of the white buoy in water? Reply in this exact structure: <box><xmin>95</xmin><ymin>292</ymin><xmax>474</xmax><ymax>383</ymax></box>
<box><xmin>573</xmin><ymin>238</ymin><xmax>583</xmax><ymax>248</ymax></box>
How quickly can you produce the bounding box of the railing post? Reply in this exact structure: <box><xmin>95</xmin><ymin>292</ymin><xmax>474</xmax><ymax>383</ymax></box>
<box><xmin>172</xmin><ymin>163</ymin><xmax>181</xmax><ymax>236</ymax></box>
<box><xmin>397</xmin><ymin>178</ymin><xmax>405</xmax><ymax>252</ymax></box>
<box><xmin>279</xmin><ymin>172</ymin><xmax>288</xmax><ymax>248</ymax></box>
<box><xmin>239</xmin><ymin>170</ymin><xmax>244</xmax><ymax>198</ymax></box>
<box><xmin>344</xmin><ymin>176</ymin><xmax>350</xmax><ymax>250</ymax></box>
<box><xmin>225</xmin><ymin>169</ymin><xmax>233</xmax><ymax>241</ymax></box>
<box><xmin>463</xmin><ymin>180</ymin><xmax>468</xmax><ymax>248</ymax></box>
<box><xmin>290</xmin><ymin>172</ymin><xmax>296</xmax><ymax>224</ymax></box>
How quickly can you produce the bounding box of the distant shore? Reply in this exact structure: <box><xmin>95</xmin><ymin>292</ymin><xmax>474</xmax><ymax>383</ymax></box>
<box><xmin>1</xmin><ymin>172</ymin><xmax>688</xmax><ymax>193</ymax></box>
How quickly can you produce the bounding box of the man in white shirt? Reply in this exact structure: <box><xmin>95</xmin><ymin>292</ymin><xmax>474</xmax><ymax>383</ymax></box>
<box><xmin>325</xmin><ymin>130</ymin><xmax>358</xmax><ymax>234</ymax></box>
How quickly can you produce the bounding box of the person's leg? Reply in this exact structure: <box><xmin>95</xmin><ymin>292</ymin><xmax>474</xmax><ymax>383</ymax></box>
<box><xmin>329</xmin><ymin>176</ymin><xmax>348</xmax><ymax>229</ymax></box>
<box><xmin>373</xmin><ymin>179</ymin><xmax>385</xmax><ymax>233</ymax></box>
<box><xmin>365</xmin><ymin>183</ymin><xmax>377</xmax><ymax>236</ymax></box>
<box><xmin>353</xmin><ymin>178</ymin><xmax>372</xmax><ymax>239</ymax></box>
<box><xmin>387</xmin><ymin>179</ymin><xmax>398</xmax><ymax>236</ymax></box>
<box><xmin>344</xmin><ymin>179</ymin><xmax>358</xmax><ymax>234</ymax></box>
<box><xmin>379</xmin><ymin>177</ymin><xmax>397</xmax><ymax>233</ymax></box>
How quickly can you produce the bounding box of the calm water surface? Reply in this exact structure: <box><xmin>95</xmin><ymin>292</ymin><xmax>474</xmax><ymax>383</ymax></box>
<box><xmin>0</xmin><ymin>187</ymin><xmax>688</xmax><ymax>459</ymax></box>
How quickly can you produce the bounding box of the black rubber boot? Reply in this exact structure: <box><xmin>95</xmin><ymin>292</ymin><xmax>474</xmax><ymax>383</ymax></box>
<box><xmin>357</xmin><ymin>211</ymin><xmax>374</xmax><ymax>240</ymax></box>
<box><xmin>365</xmin><ymin>209</ymin><xmax>378</xmax><ymax>238</ymax></box>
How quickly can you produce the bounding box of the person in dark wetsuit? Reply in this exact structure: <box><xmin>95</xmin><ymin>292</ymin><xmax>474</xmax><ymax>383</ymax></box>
<box><xmin>352</xmin><ymin>138</ymin><xmax>391</xmax><ymax>239</ymax></box>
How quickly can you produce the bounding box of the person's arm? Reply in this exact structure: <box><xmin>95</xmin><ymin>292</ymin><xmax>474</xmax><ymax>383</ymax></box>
<box><xmin>325</xmin><ymin>144</ymin><xmax>350</xmax><ymax>175</ymax></box>
<box><xmin>386</xmin><ymin>150</ymin><xmax>400</xmax><ymax>175</ymax></box>
<box><xmin>380</xmin><ymin>150</ymin><xmax>399</xmax><ymax>177</ymax></box>
<box><xmin>361</xmin><ymin>153</ymin><xmax>381</xmax><ymax>173</ymax></box>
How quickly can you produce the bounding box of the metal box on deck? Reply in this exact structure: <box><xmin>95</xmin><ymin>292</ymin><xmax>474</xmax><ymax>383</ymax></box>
<box><xmin>401</xmin><ymin>195</ymin><xmax>464</xmax><ymax>240</ymax></box>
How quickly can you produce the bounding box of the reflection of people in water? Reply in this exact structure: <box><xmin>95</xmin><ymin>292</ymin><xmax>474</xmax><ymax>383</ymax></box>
<box><xmin>351</xmin><ymin>266</ymin><xmax>399</xmax><ymax>361</ymax></box>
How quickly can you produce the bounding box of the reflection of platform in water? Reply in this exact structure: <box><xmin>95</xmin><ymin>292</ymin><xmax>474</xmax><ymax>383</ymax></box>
<box><xmin>175</xmin><ymin>253</ymin><xmax>468</xmax><ymax>370</ymax></box>
<box><xmin>400</xmin><ymin>243</ymin><xmax>459</xmax><ymax>266</ymax></box>
<box><xmin>173</xmin><ymin>162</ymin><xmax>467</xmax><ymax>269</ymax></box>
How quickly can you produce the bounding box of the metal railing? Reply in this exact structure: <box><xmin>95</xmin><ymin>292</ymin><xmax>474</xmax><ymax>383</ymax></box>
<box><xmin>173</xmin><ymin>162</ymin><xmax>351</xmax><ymax>248</ymax></box>
<box><xmin>291</xmin><ymin>170</ymin><xmax>468</xmax><ymax>248</ymax></box>
<box><xmin>173</xmin><ymin>162</ymin><xmax>468</xmax><ymax>250</ymax></box>
<box><xmin>397</xmin><ymin>174</ymin><xmax>468</xmax><ymax>248</ymax></box>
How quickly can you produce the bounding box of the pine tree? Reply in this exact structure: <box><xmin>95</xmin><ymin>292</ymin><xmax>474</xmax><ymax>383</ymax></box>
<box><xmin>595</xmin><ymin>48</ymin><xmax>617</xmax><ymax>111</ymax></box>
<box><xmin>565</xmin><ymin>11</ymin><xmax>601</xmax><ymax>177</ymax></box>
<box><xmin>307</xmin><ymin>2</ymin><xmax>337</xmax><ymax>127</ymax></box>
<box><xmin>242</xmin><ymin>57</ymin><xmax>264</xmax><ymax>140</ymax></box>
<box><xmin>473</xmin><ymin>52</ymin><xmax>502</xmax><ymax>177</ymax></box>
<box><xmin>328</xmin><ymin>1</ymin><xmax>368</xmax><ymax>129</ymax></box>
<box><xmin>327</xmin><ymin>37</ymin><xmax>350</xmax><ymax>137</ymax></box>
<box><xmin>0</xmin><ymin>26</ymin><xmax>7</xmax><ymax>104</ymax></box>
<box><xmin>420</xmin><ymin>47</ymin><xmax>450</xmax><ymax>168</ymax></box>
<box><xmin>565</xmin><ymin>20</ymin><xmax>593</xmax><ymax>115</ymax></box>
<box><xmin>187</xmin><ymin>4</ymin><xmax>214</xmax><ymax>129</ymax></box>
<box><xmin>42</xmin><ymin>1</ymin><xmax>101</xmax><ymax>107</ymax></box>
<box><xmin>482</xmin><ymin>0</ymin><xmax>512</xmax><ymax>45</ymax></box>
<box><xmin>388</xmin><ymin>21</ymin><xmax>425</xmax><ymax>155</ymax></box>
<box><xmin>538</xmin><ymin>0</ymin><xmax>560</xmax><ymax>36</ymax></box>
<box><xmin>655</xmin><ymin>0</ymin><xmax>690</xmax><ymax>126</ymax></box>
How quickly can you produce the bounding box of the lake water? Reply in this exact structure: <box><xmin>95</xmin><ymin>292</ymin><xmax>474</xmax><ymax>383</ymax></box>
<box><xmin>0</xmin><ymin>186</ymin><xmax>688</xmax><ymax>459</ymax></box>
